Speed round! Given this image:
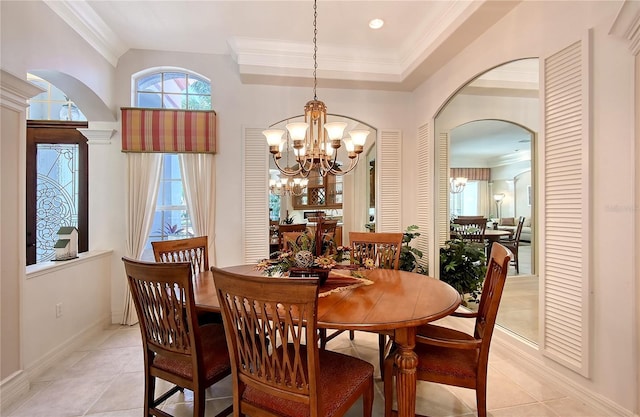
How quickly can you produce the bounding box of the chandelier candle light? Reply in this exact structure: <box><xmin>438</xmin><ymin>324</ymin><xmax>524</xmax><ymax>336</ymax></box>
<box><xmin>450</xmin><ymin>177</ymin><xmax>468</xmax><ymax>194</ymax></box>
<box><xmin>263</xmin><ymin>0</ymin><xmax>369</xmax><ymax>177</ymax></box>
<box><xmin>269</xmin><ymin>176</ymin><xmax>309</xmax><ymax>196</ymax></box>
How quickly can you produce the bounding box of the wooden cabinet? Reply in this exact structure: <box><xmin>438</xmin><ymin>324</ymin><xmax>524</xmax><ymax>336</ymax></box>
<box><xmin>292</xmin><ymin>171</ymin><xmax>342</xmax><ymax>210</ymax></box>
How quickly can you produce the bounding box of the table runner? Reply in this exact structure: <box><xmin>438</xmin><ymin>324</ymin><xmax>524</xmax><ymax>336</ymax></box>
<box><xmin>319</xmin><ymin>269</ymin><xmax>373</xmax><ymax>297</ymax></box>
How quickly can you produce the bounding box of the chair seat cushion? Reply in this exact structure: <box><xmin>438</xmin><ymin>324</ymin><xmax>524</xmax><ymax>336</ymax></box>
<box><xmin>153</xmin><ymin>323</ymin><xmax>230</xmax><ymax>382</ymax></box>
<box><xmin>413</xmin><ymin>324</ymin><xmax>479</xmax><ymax>381</ymax></box>
<box><xmin>243</xmin><ymin>345</ymin><xmax>373</xmax><ymax>417</ymax></box>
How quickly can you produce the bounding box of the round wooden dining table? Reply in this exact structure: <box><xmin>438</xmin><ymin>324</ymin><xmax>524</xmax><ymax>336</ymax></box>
<box><xmin>193</xmin><ymin>265</ymin><xmax>461</xmax><ymax>417</ymax></box>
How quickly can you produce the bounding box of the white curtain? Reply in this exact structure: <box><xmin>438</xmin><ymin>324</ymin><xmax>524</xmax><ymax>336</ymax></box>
<box><xmin>179</xmin><ymin>153</ymin><xmax>216</xmax><ymax>266</ymax></box>
<box><xmin>477</xmin><ymin>180</ymin><xmax>489</xmax><ymax>217</ymax></box>
<box><xmin>121</xmin><ymin>153</ymin><xmax>163</xmax><ymax>325</ymax></box>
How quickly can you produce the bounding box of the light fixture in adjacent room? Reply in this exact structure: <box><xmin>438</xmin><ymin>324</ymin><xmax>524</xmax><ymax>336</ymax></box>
<box><xmin>269</xmin><ymin>176</ymin><xmax>308</xmax><ymax>197</ymax></box>
<box><xmin>450</xmin><ymin>177</ymin><xmax>468</xmax><ymax>193</ymax></box>
<box><xmin>494</xmin><ymin>193</ymin><xmax>505</xmax><ymax>218</ymax></box>
<box><xmin>264</xmin><ymin>0</ymin><xmax>368</xmax><ymax>178</ymax></box>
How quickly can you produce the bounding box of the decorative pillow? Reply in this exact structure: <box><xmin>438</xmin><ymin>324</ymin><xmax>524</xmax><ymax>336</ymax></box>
<box><xmin>500</xmin><ymin>217</ymin><xmax>515</xmax><ymax>226</ymax></box>
<box><xmin>524</xmin><ymin>217</ymin><xmax>532</xmax><ymax>227</ymax></box>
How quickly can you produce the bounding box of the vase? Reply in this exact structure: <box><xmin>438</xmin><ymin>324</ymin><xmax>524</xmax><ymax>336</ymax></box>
<box><xmin>294</xmin><ymin>250</ymin><xmax>315</xmax><ymax>268</ymax></box>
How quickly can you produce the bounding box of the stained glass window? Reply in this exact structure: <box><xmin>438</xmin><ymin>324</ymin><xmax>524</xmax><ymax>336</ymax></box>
<box><xmin>35</xmin><ymin>144</ymin><xmax>80</xmax><ymax>263</ymax></box>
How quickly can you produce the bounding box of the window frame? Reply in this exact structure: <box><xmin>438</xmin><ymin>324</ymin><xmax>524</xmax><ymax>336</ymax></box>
<box><xmin>132</xmin><ymin>69</ymin><xmax>212</xmax><ymax>260</ymax></box>
<box><xmin>26</xmin><ymin>120</ymin><xmax>89</xmax><ymax>265</ymax></box>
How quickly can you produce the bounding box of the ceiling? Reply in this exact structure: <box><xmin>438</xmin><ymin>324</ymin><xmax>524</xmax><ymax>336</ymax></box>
<box><xmin>44</xmin><ymin>0</ymin><xmax>521</xmax><ymax>91</ymax></box>
<box><xmin>44</xmin><ymin>0</ymin><xmax>535</xmax><ymax>163</ymax></box>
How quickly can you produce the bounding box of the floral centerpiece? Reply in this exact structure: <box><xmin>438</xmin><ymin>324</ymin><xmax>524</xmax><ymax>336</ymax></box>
<box><xmin>256</xmin><ymin>230</ymin><xmax>351</xmax><ymax>282</ymax></box>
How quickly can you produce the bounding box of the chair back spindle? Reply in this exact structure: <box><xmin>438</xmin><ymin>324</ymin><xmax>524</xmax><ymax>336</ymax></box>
<box><xmin>212</xmin><ymin>267</ymin><xmax>374</xmax><ymax>417</ymax></box>
<box><xmin>349</xmin><ymin>232</ymin><xmax>403</xmax><ymax>270</ymax></box>
<box><xmin>452</xmin><ymin>218</ymin><xmax>487</xmax><ymax>243</ymax></box>
<box><xmin>152</xmin><ymin>236</ymin><xmax>209</xmax><ymax>275</ymax></box>
<box><xmin>122</xmin><ymin>258</ymin><xmax>232</xmax><ymax>417</ymax></box>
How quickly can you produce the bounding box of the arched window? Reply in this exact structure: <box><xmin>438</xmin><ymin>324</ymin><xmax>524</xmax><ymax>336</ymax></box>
<box><xmin>135</xmin><ymin>70</ymin><xmax>211</xmax><ymax>110</ymax></box>
<box><xmin>27</xmin><ymin>74</ymin><xmax>87</xmax><ymax>121</ymax></box>
<box><xmin>133</xmin><ymin>69</ymin><xmax>212</xmax><ymax>260</ymax></box>
<box><xmin>25</xmin><ymin>74</ymin><xmax>88</xmax><ymax>265</ymax></box>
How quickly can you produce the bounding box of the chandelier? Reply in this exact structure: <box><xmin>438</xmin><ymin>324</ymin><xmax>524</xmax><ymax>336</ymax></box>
<box><xmin>450</xmin><ymin>177</ymin><xmax>468</xmax><ymax>193</ymax></box>
<box><xmin>269</xmin><ymin>176</ymin><xmax>309</xmax><ymax>196</ymax></box>
<box><xmin>263</xmin><ymin>0</ymin><xmax>368</xmax><ymax>178</ymax></box>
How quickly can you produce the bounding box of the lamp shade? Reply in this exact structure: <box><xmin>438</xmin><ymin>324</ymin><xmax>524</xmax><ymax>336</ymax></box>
<box><xmin>285</xmin><ymin>122</ymin><xmax>309</xmax><ymax>141</ymax></box>
<box><xmin>324</xmin><ymin>122</ymin><xmax>347</xmax><ymax>140</ymax></box>
<box><xmin>263</xmin><ymin>129</ymin><xmax>285</xmax><ymax>146</ymax></box>
<box><xmin>349</xmin><ymin>129</ymin><xmax>370</xmax><ymax>146</ymax></box>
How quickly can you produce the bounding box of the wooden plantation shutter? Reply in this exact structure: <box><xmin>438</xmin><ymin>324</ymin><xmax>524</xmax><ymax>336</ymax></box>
<box><xmin>437</xmin><ymin>132</ymin><xmax>451</xmax><ymax>251</ymax></box>
<box><xmin>242</xmin><ymin>127</ymin><xmax>269</xmax><ymax>263</ymax></box>
<box><xmin>121</xmin><ymin>107</ymin><xmax>217</xmax><ymax>153</ymax></box>
<box><xmin>377</xmin><ymin>129</ymin><xmax>402</xmax><ymax>232</ymax></box>
<box><xmin>541</xmin><ymin>38</ymin><xmax>591</xmax><ymax>376</ymax></box>
<box><xmin>416</xmin><ymin>123</ymin><xmax>431</xmax><ymax>273</ymax></box>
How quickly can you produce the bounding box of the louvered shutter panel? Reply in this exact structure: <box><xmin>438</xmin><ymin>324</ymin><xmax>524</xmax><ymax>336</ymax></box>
<box><xmin>377</xmin><ymin>130</ymin><xmax>402</xmax><ymax>232</ymax></box>
<box><xmin>541</xmin><ymin>39</ymin><xmax>590</xmax><ymax>376</ymax></box>
<box><xmin>416</xmin><ymin>123</ymin><xmax>431</xmax><ymax>273</ymax></box>
<box><xmin>437</xmin><ymin>132</ymin><xmax>450</xmax><ymax>251</ymax></box>
<box><xmin>242</xmin><ymin>127</ymin><xmax>269</xmax><ymax>264</ymax></box>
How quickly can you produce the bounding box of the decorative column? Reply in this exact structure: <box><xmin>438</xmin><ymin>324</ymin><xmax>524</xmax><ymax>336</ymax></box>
<box><xmin>1</xmin><ymin>69</ymin><xmax>45</xmax><ymax>405</ymax></box>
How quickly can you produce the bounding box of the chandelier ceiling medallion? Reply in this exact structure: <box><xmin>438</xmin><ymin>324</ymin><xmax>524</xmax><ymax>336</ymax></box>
<box><xmin>263</xmin><ymin>0</ymin><xmax>369</xmax><ymax>178</ymax></box>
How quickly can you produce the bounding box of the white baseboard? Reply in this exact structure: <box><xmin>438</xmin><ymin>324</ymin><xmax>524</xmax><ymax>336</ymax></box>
<box><xmin>0</xmin><ymin>315</ymin><xmax>109</xmax><ymax>412</ymax></box>
<box><xmin>0</xmin><ymin>371</ymin><xmax>29</xmax><ymax>414</ymax></box>
<box><xmin>493</xmin><ymin>328</ymin><xmax>635</xmax><ymax>417</ymax></box>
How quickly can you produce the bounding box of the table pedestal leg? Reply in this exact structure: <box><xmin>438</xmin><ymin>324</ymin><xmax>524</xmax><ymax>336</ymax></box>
<box><xmin>394</xmin><ymin>327</ymin><xmax>417</xmax><ymax>417</ymax></box>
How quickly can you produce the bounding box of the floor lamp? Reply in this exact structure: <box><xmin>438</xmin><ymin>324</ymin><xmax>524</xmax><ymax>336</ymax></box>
<box><xmin>494</xmin><ymin>193</ymin><xmax>505</xmax><ymax>219</ymax></box>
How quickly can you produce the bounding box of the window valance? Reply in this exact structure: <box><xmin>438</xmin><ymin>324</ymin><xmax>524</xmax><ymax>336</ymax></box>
<box><xmin>450</xmin><ymin>168</ymin><xmax>490</xmax><ymax>181</ymax></box>
<box><xmin>121</xmin><ymin>107</ymin><xmax>216</xmax><ymax>153</ymax></box>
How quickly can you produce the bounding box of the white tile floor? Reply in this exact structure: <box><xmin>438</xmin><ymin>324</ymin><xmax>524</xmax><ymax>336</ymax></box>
<box><xmin>5</xmin><ymin>320</ymin><xmax>611</xmax><ymax>417</ymax></box>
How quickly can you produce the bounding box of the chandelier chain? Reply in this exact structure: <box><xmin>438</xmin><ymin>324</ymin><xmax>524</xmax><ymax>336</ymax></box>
<box><xmin>263</xmin><ymin>0</ymin><xmax>368</xmax><ymax>179</ymax></box>
<box><xmin>313</xmin><ymin>0</ymin><xmax>318</xmax><ymax>100</ymax></box>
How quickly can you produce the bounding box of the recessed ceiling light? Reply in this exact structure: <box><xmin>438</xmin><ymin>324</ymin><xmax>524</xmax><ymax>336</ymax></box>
<box><xmin>369</xmin><ymin>18</ymin><xmax>384</xmax><ymax>29</ymax></box>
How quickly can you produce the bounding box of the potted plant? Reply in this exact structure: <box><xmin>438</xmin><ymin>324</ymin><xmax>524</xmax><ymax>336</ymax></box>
<box><xmin>398</xmin><ymin>225</ymin><xmax>427</xmax><ymax>275</ymax></box>
<box><xmin>439</xmin><ymin>239</ymin><xmax>487</xmax><ymax>305</ymax></box>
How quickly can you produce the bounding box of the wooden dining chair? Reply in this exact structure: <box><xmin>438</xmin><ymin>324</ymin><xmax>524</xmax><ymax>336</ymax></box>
<box><xmin>152</xmin><ymin>236</ymin><xmax>209</xmax><ymax>275</ymax></box>
<box><xmin>318</xmin><ymin>231</ymin><xmax>403</xmax><ymax>376</ymax></box>
<box><xmin>452</xmin><ymin>217</ymin><xmax>487</xmax><ymax>243</ymax></box>
<box><xmin>211</xmin><ymin>267</ymin><xmax>374</xmax><ymax>417</ymax></box>
<box><xmin>281</xmin><ymin>231</ymin><xmax>305</xmax><ymax>251</ymax></box>
<box><xmin>122</xmin><ymin>257</ymin><xmax>232</xmax><ymax>417</ymax></box>
<box><xmin>349</xmin><ymin>231</ymin><xmax>404</xmax><ymax>269</ymax></box>
<box><xmin>383</xmin><ymin>243</ymin><xmax>512</xmax><ymax>417</ymax></box>
<box><xmin>500</xmin><ymin>216</ymin><xmax>525</xmax><ymax>273</ymax></box>
<box><xmin>276</xmin><ymin>224</ymin><xmax>307</xmax><ymax>250</ymax></box>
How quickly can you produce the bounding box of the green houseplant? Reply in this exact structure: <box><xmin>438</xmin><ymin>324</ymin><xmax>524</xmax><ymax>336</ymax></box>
<box><xmin>398</xmin><ymin>225</ymin><xmax>427</xmax><ymax>275</ymax></box>
<box><xmin>439</xmin><ymin>239</ymin><xmax>487</xmax><ymax>304</ymax></box>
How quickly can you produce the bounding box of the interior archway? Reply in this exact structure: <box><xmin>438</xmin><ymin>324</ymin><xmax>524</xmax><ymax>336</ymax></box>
<box><xmin>435</xmin><ymin>58</ymin><xmax>539</xmax><ymax>344</ymax></box>
<box><xmin>28</xmin><ymin>70</ymin><xmax>115</xmax><ymax>121</ymax></box>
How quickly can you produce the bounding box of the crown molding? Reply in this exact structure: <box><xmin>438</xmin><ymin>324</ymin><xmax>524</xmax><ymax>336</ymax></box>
<box><xmin>610</xmin><ymin>0</ymin><xmax>640</xmax><ymax>56</ymax></box>
<box><xmin>1</xmin><ymin>69</ymin><xmax>46</xmax><ymax>110</ymax></box>
<box><xmin>229</xmin><ymin>37</ymin><xmax>403</xmax><ymax>84</ymax></box>
<box><xmin>488</xmin><ymin>150</ymin><xmax>531</xmax><ymax>167</ymax></box>
<box><xmin>229</xmin><ymin>1</ymin><xmax>478</xmax><ymax>87</ymax></box>
<box><xmin>43</xmin><ymin>0</ymin><xmax>128</xmax><ymax>67</ymax></box>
